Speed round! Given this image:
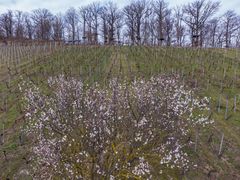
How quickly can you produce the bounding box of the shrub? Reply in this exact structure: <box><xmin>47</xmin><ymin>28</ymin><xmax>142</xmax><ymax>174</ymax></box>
<box><xmin>21</xmin><ymin>74</ymin><xmax>212</xmax><ymax>179</ymax></box>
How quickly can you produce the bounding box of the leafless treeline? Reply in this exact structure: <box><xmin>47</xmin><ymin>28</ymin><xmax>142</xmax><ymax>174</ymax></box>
<box><xmin>0</xmin><ymin>0</ymin><xmax>240</xmax><ymax>47</ymax></box>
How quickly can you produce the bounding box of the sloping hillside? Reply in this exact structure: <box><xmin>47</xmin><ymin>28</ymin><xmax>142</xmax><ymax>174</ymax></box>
<box><xmin>0</xmin><ymin>45</ymin><xmax>240</xmax><ymax>179</ymax></box>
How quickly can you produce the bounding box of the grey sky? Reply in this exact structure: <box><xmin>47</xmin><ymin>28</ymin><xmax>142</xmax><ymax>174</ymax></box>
<box><xmin>0</xmin><ymin>0</ymin><xmax>239</xmax><ymax>15</ymax></box>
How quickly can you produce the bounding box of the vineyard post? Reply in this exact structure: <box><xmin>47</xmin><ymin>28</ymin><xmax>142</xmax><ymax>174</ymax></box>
<box><xmin>234</xmin><ymin>96</ymin><xmax>237</xmax><ymax>113</ymax></box>
<box><xmin>19</xmin><ymin>130</ymin><xmax>24</xmax><ymax>146</ymax></box>
<box><xmin>218</xmin><ymin>95</ymin><xmax>221</xmax><ymax>113</ymax></box>
<box><xmin>233</xmin><ymin>68</ymin><xmax>237</xmax><ymax>88</ymax></box>
<box><xmin>2</xmin><ymin>97</ymin><xmax>7</xmax><ymax>145</ymax></box>
<box><xmin>194</xmin><ymin>127</ymin><xmax>199</xmax><ymax>152</ymax></box>
<box><xmin>218</xmin><ymin>133</ymin><xmax>224</xmax><ymax>157</ymax></box>
<box><xmin>223</xmin><ymin>68</ymin><xmax>226</xmax><ymax>79</ymax></box>
<box><xmin>225</xmin><ymin>96</ymin><xmax>229</xmax><ymax>120</ymax></box>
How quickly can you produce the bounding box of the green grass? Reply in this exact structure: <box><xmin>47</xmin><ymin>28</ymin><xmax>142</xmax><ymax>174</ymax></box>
<box><xmin>1</xmin><ymin>46</ymin><xmax>240</xmax><ymax>178</ymax></box>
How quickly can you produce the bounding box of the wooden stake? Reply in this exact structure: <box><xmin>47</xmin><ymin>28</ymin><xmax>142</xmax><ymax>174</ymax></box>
<box><xmin>218</xmin><ymin>133</ymin><xmax>224</xmax><ymax>156</ymax></box>
<box><xmin>194</xmin><ymin>128</ymin><xmax>199</xmax><ymax>152</ymax></box>
<box><xmin>225</xmin><ymin>96</ymin><xmax>229</xmax><ymax>120</ymax></box>
<box><xmin>234</xmin><ymin>96</ymin><xmax>237</xmax><ymax>113</ymax></box>
<box><xmin>217</xmin><ymin>95</ymin><xmax>221</xmax><ymax>113</ymax></box>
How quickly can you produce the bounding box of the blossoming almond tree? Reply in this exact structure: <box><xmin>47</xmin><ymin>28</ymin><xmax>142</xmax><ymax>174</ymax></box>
<box><xmin>20</xmin><ymin>74</ymin><xmax>213</xmax><ymax>179</ymax></box>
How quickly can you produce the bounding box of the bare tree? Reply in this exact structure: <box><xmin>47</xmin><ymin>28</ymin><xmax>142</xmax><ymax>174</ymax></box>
<box><xmin>236</xmin><ymin>28</ymin><xmax>240</xmax><ymax>48</ymax></box>
<box><xmin>216</xmin><ymin>26</ymin><xmax>225</xmax><ymax>48</ymax></box>
<box><xmin>165</xmin><ymin>10</ymin><xmax>174</xmax><ymax>46</ymax></box>
<box><xmin>52</xmin><ymin>14</ymin><xmax>64</xmax><ymax>41</ymax></box>
<box><xmin>88</xmin><ymin>2</ymin><xmax>102</xmax><ymax>44</ymax></box>
<box><xmin>221</xmin><ymin>10</ymin><xmax>240</xmax><ymax>48</ymax></box>
<box><xmin>104</xmin><ymin>2</ymin><xmax>121</xmax><ymax>44</ymax></box>
<box><xmin>173</xmin><ymin>6</ymin><xmax>185</xmax><ymax>46</ymax></box>
<box><xmin>204</xmin><ymin>18</ymin><xmax>219</xmax><ymax>47</ymax></box>
<box><xmin>124</xmin><ymin>0</ymin><xmax>149</xmax><ymax>45</ymax></box>
<box><xmin>100</xmin><ymin>6</ymin><xmax>108</xmax><ymax>44</ymax></box>
<box><xmin>123</xmin><ymin>4</ymin><xmax>135</xmax><ymax>45</ymax></box>
<box><xmin>116</xmin><ymin>13</ymin><xmax>123</xmax><ymax>44</ymax></box>
<box><xmin>141</xmin><ymin>12</ymin><xmax>152</xmax><ymax>45</ymax></box>
<box><xmin>183</xmin><ymin>0</ymin><xmax>220</xmax><ymax>47</ymax></box>
<box><xmin>85</xmin><ymin>6</ymin><xmax>94</xmax><ymax>44</ymax></box>
<box><xmin>0</xmin><ymin>10</ymin><xmax>14</xmax><ymax>38</ymax></box>
<box><xmin>14</xmin><ymin>11</ymin><xmax>25</xmax><ymax>40</ymax></box>
<box><xmin>148</xmin><ymin>14</ymin><xmax>157</xmax><ymax>45</ymax></box>
<box><xmin>100</xmin><ymin>4</ymin><xmax>122</xmax><ymax>45</ymax></box>
<box><xmin>153</xmin><ymin>0</ymin><xmax>170</xmax><ymax>45</ymax></box>
<box><xmin>134</xmin><ymin>0</ymin><xmax>149</xmax><ymax>45</ymax></box>
<box><xmin>24</xmin><ymin>13</ymin><xmax>34</xmax><ymax>40</ymax></box>
<box><xmin>32</xmin><ymin>9</ymin><xmax>53</xmax><ymax>40</ymax></box>
<box><xmin>65</xmin><ymin>7</ymin><xmax>79</xmax><ymax>43</ymax></box>
<box><xmin>79</xmin><ymin>6</ymin><xmax>88</xmax><ymax>44</ymax></box>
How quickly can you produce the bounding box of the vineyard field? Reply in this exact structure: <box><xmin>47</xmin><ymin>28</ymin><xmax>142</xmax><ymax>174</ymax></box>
<box><xmin>0</xmin><ymin>45</ymin><xmax>240</xmax><ymax>179</ymax></box>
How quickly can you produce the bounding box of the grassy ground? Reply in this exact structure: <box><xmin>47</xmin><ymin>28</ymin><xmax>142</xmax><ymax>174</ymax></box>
<box><xmin>0</xmin><ymin>45</ymin><xmax>240</xmax><ymax>179</ymax></box>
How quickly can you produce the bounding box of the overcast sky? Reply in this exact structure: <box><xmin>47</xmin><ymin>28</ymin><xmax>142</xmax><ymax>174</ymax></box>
<box><xmin>0</xmin><ymin>0</ymin><xmax>239</xmax><ymax>15</ymax></box>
